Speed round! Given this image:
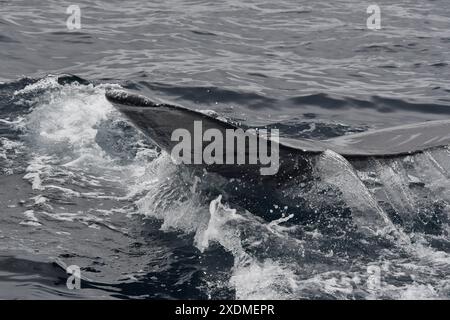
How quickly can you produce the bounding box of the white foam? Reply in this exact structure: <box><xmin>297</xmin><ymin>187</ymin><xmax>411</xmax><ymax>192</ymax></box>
<box><xmin>230</xmin><ymin>259</ymin><xmax>299</xmax><ymax>300</ymax></box>
<box><xmin>13</xmin><ymin>76</ymin><xmax>60</xmax><ymax>96</ymax></box>
<box><xmin>25</xmin><ymin>84</ymin><xmax>112</xmax><ymax>152</ymax></box>
<box><xmin>19</xmin><ymin>210</ymin><xmax>41</xmax><ymax>227</ymax></box>
<box><xmin>194</xmin><ymin>196</ymin><xmax>303</xmax><ymax>299</ymax></box>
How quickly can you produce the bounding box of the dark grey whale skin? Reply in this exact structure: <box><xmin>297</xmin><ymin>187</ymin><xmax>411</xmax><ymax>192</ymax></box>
<box><xmin>105</xmin><ymin>89</ymin><xmax>450</xmax><ymax>163</ymax></box>
<box><xmin>105</xmin><ymin>89</ymin><xmax>314</xmax><ymax>182</ymax></box>
<box><xmin>105</xmin><ymin>89</ymin><xmax>450</xmax><ymax>232</ymax></box>
<box><xmin>105</xmin><ymin>89</ymin><xmax>318</xmax><ymax>225</ymax></box>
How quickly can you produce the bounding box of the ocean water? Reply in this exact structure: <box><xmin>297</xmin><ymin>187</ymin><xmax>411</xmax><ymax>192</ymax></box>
<box><xmin>0</xmin><ymin>0</ymin><xmax>449</xmax><ymax>299</ymax></box>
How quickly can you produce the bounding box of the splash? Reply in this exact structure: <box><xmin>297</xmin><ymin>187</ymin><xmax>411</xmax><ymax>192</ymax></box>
<box><xmin>2</xmin><ymin>75</ymin><xmax>449</xmax><ymax>299</ymax></box>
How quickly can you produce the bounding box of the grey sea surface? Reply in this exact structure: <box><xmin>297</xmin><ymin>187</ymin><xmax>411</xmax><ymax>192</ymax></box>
<box><xmin>0</xmin><ymin>0</ymin><xmax>449</xmax><ymax>299</ymax></box>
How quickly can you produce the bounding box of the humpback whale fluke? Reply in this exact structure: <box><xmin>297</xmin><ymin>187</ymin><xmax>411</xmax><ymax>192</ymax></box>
<box><xmin>105</xmin><ymin>89</ymin><xmax>450</xmax><ymax>238</ymax></box>
<box><xmin>105</xmin><ymin>89</ymin><xmax>450</xmax><ymax>162</ymax></box>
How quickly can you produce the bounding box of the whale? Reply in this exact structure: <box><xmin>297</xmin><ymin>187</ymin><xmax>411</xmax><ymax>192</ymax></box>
<box><xmin>105</xmin><ymin>89</ymin><xmax>450</xmax><ymax>236</ymax></box>
<box><xmin>105</xmin><ymin>89</ymin><xmax>450</xmax><ymax>173</ymax></box>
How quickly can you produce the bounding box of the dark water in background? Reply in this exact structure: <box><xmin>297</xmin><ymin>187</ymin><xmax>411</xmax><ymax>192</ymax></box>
<box><xmin>0</xmin><ymin>0</ymin><xmax>450</xmax><ymax>299</ymax></box>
